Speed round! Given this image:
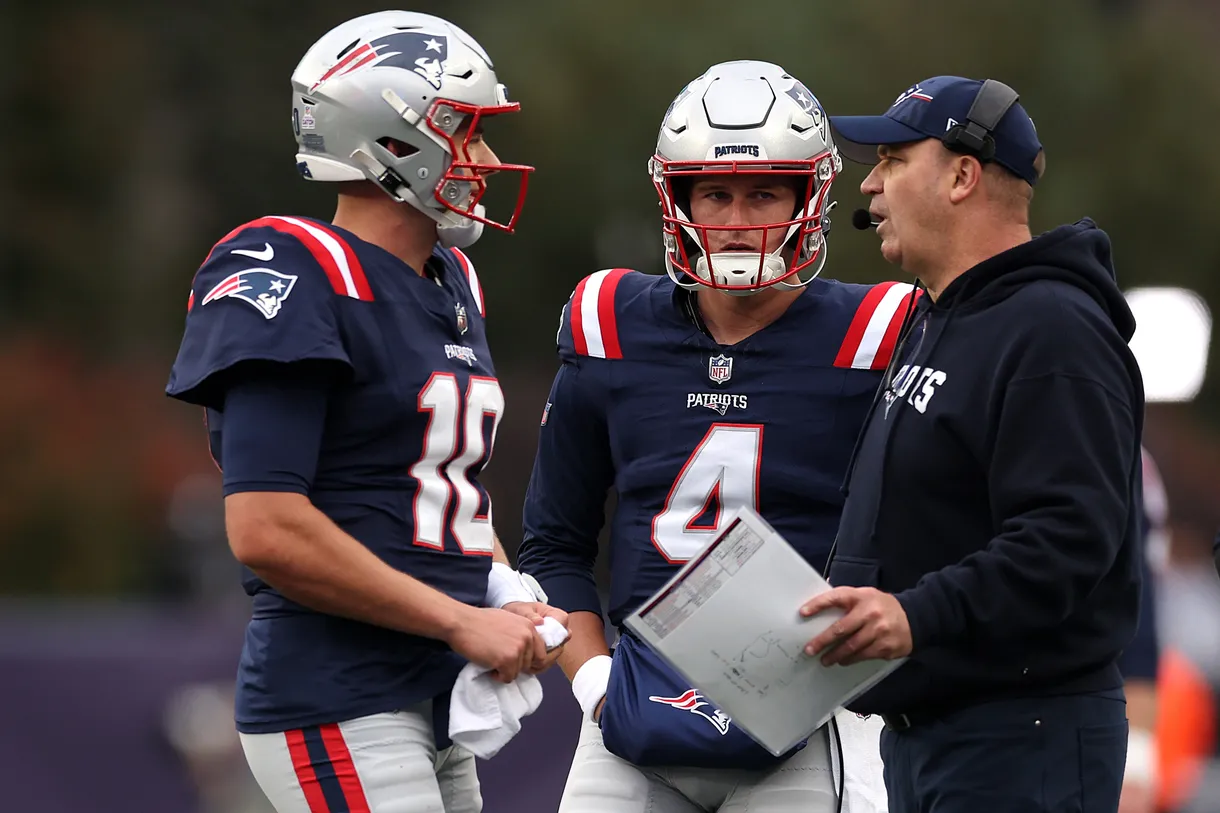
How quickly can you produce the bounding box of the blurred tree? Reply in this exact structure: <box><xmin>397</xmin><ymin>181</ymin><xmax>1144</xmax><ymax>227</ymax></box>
<box><xmin>0</xmin><ymin>336</ymin><xmax>217</xmax><ymax>595</ymax></box>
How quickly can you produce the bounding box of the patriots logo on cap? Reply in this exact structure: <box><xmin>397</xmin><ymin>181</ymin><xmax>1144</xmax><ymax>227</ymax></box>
<box><xmin>311</xmin><ymin>32</ymin><xmax>448</xmax><ymax>92</ymax></box>
<box><xmin>891</xmin><ymin>84</ymin><xmax>934</xmax><ymax>108</ymax></box>
<box><xmin>649</xmin><ymin>689</ymin><xmax>732</xmax><ymax>735</ymax></box>
<box><xmin>201</xmin><ymin>269</ymin><xmax>298</xmax><ymax>319</ymax></box>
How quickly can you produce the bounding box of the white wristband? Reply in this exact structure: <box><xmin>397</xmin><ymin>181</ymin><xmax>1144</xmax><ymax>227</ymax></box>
<box><xmin>572</xmin><ymin>655</ymin><xmax>613</xmax><ymax>722</ymax></box>
<box><xmin>1125</xmin><ymin>726</ymin><xmax>1156</xmax><ymax>785</ymax></box>
<box><xmin>485</xmin><ymin>562</ymin><xmax>541</xmax><ymax>608</ymax></box>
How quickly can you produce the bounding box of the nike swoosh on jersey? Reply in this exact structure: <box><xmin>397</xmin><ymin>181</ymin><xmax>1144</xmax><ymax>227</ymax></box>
<box><xmin>232</xmin><ymin>243</ymin><xmax>275</xmax><ymax>261</ymax></box>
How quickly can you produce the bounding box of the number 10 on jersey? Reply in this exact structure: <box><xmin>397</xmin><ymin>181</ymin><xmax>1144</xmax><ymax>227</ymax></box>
<box><xmin>410</xmin><ymin>373</ymin><xmax>505</xmax><ymax>555</ymax></box>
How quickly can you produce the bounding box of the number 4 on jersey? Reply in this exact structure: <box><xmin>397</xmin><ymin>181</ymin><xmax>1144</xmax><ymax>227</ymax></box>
<box><xmin>651</xmin><ymin>423</ymin><xmax>763</xmax><ymax>563</ymax></box>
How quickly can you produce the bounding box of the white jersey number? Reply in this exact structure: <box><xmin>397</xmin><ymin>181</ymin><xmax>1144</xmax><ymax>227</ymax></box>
<box><xmin>650</xmin><ymin>423</ymin><xmax>763</xmax><ymax>562</ymax></box>
<box><xmin>410</xmin><ymin>373</ymin><xmax>505</xmax><ymax>554</ymax></box>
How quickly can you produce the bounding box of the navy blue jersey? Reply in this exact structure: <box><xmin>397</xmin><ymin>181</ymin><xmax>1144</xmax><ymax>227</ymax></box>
<box><xmin>519</xmin><ymin>269</ymin><xmax>914</xmax><ymax>627</ymax></box>
<box><xmin>517</xmin><ymin>270</ymin><xmax>912</xmax><ymax>768</ymax></box>
<box><xmin>166</xmin><ymin>215</ymin><xmax>500</xmax><ymax>734</ymax></box>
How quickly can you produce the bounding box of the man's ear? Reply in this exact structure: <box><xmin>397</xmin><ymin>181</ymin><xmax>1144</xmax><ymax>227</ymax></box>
<box><xmin>947</xmin><ymin>153</ymin><xmax>983</xmax><ymax>205</ymax></box>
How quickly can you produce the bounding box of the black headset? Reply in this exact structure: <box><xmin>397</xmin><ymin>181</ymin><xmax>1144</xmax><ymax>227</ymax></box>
<box><xmin>941</xmin><ymin>79</ymin><xmax>1020</xmax><ymax>163</ymax></box>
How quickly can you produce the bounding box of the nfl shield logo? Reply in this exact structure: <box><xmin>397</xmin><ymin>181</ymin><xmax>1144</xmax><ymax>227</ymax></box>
<box><xmin>708</xmin><ymin>354</ymin><xmax>733</xmax><ymax>384</ymax></box>
<box><xmin>455</xmin><ymin>302</ymin><xmax>469</xmax><ymax>335</ymax></box>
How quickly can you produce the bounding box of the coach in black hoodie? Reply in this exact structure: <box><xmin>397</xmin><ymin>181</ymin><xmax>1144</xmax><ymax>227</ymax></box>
<box><xmin>803</xmin><ymin>77</ymin><xmax>1144</xmax><ymax>813</ymax></box>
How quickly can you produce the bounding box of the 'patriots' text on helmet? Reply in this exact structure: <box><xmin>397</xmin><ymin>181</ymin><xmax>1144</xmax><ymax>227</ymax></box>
<box><xmin>290</xmin><ymin>12</ymin><xmax>533</xmax><ymax>247</ymax></box>
<box><xmin>650</xmin><ymin>61</ymin><xmax>842</xmax><ymax>295</ymax></box>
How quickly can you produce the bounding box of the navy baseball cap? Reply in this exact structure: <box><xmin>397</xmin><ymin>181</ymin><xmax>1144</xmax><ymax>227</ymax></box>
<box><xmin>830</xmin><ymin>76</ymin><xmax>1043</xmax><ymax>186</ymax></box>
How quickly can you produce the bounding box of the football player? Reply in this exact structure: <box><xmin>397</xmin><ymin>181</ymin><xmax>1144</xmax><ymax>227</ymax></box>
<box><xmin>166</xmin><ymin>12</ymin><xmax>565</xmax><ymax>813</ymax></box>
<box><xmin>1116</xmin><ymin>448</ymin><xmax>1167</xmax><ymax>813</ymax></box>
<box><xmin>517</xmin><ymin>60</ymin><xmax>913</xmax><ymax>813</ymax></box>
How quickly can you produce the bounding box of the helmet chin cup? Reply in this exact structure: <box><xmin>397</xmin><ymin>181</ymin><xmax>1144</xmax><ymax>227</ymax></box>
<box><xmin>437</xmin><ymin>204</ymin><xmax>487</xmax><ymax>248</ymax></box>
<box><xmin>694</xmin><ymin>252</ymin><xmax>788</xmax><ymax>296</ymax></box>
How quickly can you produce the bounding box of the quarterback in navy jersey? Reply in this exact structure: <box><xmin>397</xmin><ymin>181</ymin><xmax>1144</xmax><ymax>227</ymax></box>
<box><xmin>166</xmin><ymin>12</ymin><xmax>567</xmax><ymax>813</ymax></box>
<box><xmin>517</xmin><ymin>61</ymin><xmax>913</xmax><ymax>813</ymax></box>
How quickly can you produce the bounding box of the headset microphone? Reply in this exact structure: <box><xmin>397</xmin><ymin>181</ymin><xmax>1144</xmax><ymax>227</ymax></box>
<box><xmin>851</xmin><ymin>209</ymin><xmax>879</xmax><ymax>230</ymax></box>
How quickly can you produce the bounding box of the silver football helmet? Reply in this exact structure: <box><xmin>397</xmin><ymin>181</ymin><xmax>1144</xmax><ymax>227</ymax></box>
<box><xmin>650</xmin><ymin>61</ymin><xmax>842</xmax><ymax>294</ymax></box>
<box><xmin>290</xmin><ymin>11</ymin><xmax>532</xmax><ymax>247</ymax></box>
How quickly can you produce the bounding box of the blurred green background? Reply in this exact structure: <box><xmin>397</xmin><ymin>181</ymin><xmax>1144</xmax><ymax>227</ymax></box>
<box><xmin>2</xmin><ymin>0</ymin><xmax>1217</xmax><ymax>599</ymax></box>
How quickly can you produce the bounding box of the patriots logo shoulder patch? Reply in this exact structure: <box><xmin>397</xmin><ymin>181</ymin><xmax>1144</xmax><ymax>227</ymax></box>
<box><xmin>201</xmin><ymin>269</ymin><xmax>298</xmax><ymax>319</ymax></box>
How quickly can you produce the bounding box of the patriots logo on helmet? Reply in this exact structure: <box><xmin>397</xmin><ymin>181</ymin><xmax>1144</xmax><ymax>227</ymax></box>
<box><xmin>786</xmin><ymin>81</ymin><xmax>826</xmax><ymax>136</ymax></box>
<box><xmin>311</xmin><ymin>32</ymin><xmax>449</xmax><ymax>92</ymax></box>
<box><xmin>785</xmin><ymin>81</ymin><xmax>821</xmax><ymax>116</ymax></box>
<box><xmin>201</xmin><ymin>269</ymin><xmax>298</xmax><ymax>319</ymax></box>
<box><xmin>648</xmin><ymin>689</ymin><xmax>732</xmax><ymax>735</ymax></box>
<box><xmin>662</xmin><ymin>81</ymin><xmax>695</xmax><ymax>127</ymax></box>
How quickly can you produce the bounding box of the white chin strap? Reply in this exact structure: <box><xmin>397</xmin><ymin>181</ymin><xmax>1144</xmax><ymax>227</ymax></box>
<box><xmin>694</xmin><ymin>252</ymin><xmax>788</xmax><ymax>296</ymax></box>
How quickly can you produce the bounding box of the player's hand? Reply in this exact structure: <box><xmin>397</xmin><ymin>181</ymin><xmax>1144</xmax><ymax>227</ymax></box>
<box><xmin>447</xmin><ymin>606</ymin><xmax>549</xmax><ymax>683</ymax></box>
<box><xmin>502</xmin><ymin>600</ymin><xmax>569</xmax><ymax>628</ymax></box>
<box><xmin>502</xmin><ymin>601</ymin><xmax>570</xmax><ymax>673</ymax></box>
<box><xmin>800</xmin><ymin>586</ymin><xmax>913</xmax><ymax>666</ymax></box>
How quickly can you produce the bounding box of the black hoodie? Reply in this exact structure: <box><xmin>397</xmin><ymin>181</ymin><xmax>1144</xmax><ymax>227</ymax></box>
<box><xmin>829</xmin><ymin>219</ymin><xmax>1145</xmax><ymax>716</ymax></box>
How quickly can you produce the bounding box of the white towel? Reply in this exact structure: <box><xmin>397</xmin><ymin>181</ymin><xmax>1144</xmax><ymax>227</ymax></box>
<box><xmin>448</xmin><ymin>616</ymin><xmax>569</xmax><ymax>759</ymax></box>
<box><xmin>830</xmin><ymin>710</ymin><xmax>888</xmax><ymax>813</ymax></box>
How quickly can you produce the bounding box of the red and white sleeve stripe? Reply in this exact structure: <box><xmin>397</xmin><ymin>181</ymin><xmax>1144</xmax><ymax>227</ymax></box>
<box><xmin>834</xmin><ymin>281</ymin><xmax>920</xmax><ymax>370</ymax></box>
<box><xmin>200</xmin><ymin>216</ymin><xmax>374</xmax><ymax>302</ymax></box>
<box><xmin>450</xmin><ymin>247</ymin><xmax>484</xmax><ymax>316</ymax></box>
<box><xmin>569</xmin><ymin>269</ymin><xmax>631</xmax><ymax>359</ymax></box>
